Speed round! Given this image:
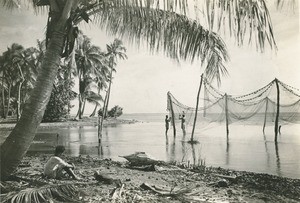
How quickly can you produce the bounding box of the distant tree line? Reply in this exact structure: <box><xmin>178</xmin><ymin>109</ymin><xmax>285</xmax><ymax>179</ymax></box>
<box><xmin>0</xmin><ymin>33</ymin><xmax>127</xmax><ymax>122</ymax></box>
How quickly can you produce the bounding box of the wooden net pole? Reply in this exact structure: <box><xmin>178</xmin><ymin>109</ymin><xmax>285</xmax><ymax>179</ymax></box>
<box><xmin>167</xmin><ymin>92</ymin><xmax>176</xmax><ymax>137</ymax></box>
<box><xmin>225</xmin><ymin>93</ymin><xmax>229</xmax><ymax>140</ymax></box>
<box><xmin>190</xmin><ymin>74</ymin><xmax>203</xmax><ymax>142</ymax></box>
<box><xmin>274</xmin><ymin>78</ymin><xmax>280</xmax><ymax>142</ymax></box>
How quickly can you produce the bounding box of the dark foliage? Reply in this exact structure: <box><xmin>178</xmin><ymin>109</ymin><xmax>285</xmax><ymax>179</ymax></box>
<box><xmin>107</xmin><ymin>105</ymin><xmax>123</xmax><ymax>118</ymax></box>
<box><xmin>43</xmin><ymin>68</ymin><xmax>76</xmax><ymax>122</ymax></box>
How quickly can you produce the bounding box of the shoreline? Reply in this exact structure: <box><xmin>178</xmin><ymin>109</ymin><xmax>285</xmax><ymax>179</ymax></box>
<box><xmin>0</xmin><ymin>117</ymin><xmax>138</xmax><ymax>130</ymax></box>
<box><xmin>1</xmin><ymin>154</ymin><xmax>300</xmax><ymax>202</ymax></box>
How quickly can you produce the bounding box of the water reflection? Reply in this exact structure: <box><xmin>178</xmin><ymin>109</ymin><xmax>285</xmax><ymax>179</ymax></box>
<box><xmin>226</xmin><ymin>142</ymin><xmax>230</xmax><ymax>165</ymax></box>
<box><xmin>170</xmin><ymin>137</ymin><xmax>176</xmax><ymax>162</ymax></box>
<box><xmin>263</xmin><ymin>133</ymin><xmax>271</xmax><ymax>168</ymax></box>
<box><xmin>24</xmin><ymin>122</ymin><xmax>300</xmax><ymax>179</ymax></box>
<box><xmin>275</xmin><ymin>142</ymin><xmax>281</xmax><ymax>176</ymax></box>
<box><xmin>97</xmin><ymin>144</ymin><xmax>103</xmax><ymax>157</ymax></box>
<box><xmin>191</xmin><ymin>143</ymin><xmax>196</xmax><ymax>166</ymax></box>
<box><xmin>165</xmin><ymin>134</ymin><xmax>169</xmax><ymax>154</ymax></box>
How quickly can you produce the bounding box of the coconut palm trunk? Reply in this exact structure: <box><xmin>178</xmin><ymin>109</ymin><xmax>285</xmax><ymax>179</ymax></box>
<box><xmin>90</xmin><ymin>103</ymin><xmax>98</xmax><ymax>117</ymax></box>
<box><xmin>104</xmin><ymin>67</ymin><xmax>113</xmax><ymax>118</ymax></box>
<box><xmin>16</xmin><ymin>64</ymin><xmax>25</xmax><ymax>121</ymax></box>
<box><xmin>5</xmin><ymin>84</ymin><xmax>11</xmax><ymax>118</ymax></box>
<box><xmin>1</xmin><ymin>74</ymin><xmax>5</xmax><ymax>118</ymax></box>
<box><xmin>90</xmin><ymin>87</ymin><xmax>102</xmax><ymax>117</ymax></box>
<box><xmin>0</xmin><ymin>0</ymin><xmax>75</xmax><ymax>180</ymax></box>
<box><xmin>81</xmin><ymin>99</ymin><xmax>86</xmax><ymax>116</ymax></box>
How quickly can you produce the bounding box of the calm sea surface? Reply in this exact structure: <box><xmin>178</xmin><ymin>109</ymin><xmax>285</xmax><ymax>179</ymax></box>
<box><xmin>2</xmin><ymin>113</ymin><xmax>300</xmax><ymax>179</ymax></box>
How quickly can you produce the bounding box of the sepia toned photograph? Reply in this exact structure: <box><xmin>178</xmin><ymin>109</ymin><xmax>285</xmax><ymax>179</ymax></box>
<box><xmin>0</xmin><ymin>0</ymin><xmax>299</xmax><ymax>202</ymax></box>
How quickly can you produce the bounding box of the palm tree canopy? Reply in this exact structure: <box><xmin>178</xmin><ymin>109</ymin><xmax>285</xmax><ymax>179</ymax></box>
<box><xmin>2</xmin><ymin>0</ymin><xmax>281</xmax><ymax>83</ymax></box>
<box><xmin>75</xmin><ymin>34</ymin><xmax>104</xmax><ymax>78</ymax></box>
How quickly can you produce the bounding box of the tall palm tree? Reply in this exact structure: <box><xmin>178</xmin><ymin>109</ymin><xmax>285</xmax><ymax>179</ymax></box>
<box><xmin>102</xmin><ymin>39</ymin><xmax>127</xmax><ymax>119</ymax></box>
<box><xmin>1</xmin><ymin>0</ymin><xmax>278</xmax><ymax>180</ymax></box>
<box><xmin>89</xmin><ymin>63</ymin><xmax>110</xmax><ymax>117</ymax></box>
<box><xmin>98</xmin><ymin>39</ymin><xmax>127</xmax><ymax>143</ymax></box>
<box><xmin>1</xmin><ymin>43</ymin><xmax>24</xmax><ymax>118</ymax></box>
<box><xmin>74</xmin><ymin>34</ymin><xmax>104</xmax><ymax>119</ymax></box>
<box><xmin>13</xmin><ymin>47</ymin><xmax>40</xmax><ymax>120</ymax></box>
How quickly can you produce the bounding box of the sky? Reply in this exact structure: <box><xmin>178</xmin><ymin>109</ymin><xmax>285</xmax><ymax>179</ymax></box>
<box><xmin>0</xmin><ymin>2</ymin><xmax>299</xmax><ymax>114</ymax></box>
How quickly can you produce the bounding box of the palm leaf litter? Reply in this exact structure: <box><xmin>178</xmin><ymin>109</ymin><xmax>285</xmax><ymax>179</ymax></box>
<box><xmin>1</xmin><ymin>184</ymin><xmax>82</xmax><ymax>203</ymax></box>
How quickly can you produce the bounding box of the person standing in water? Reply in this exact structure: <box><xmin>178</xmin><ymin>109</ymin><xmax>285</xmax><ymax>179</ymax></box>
<box><xmin>179</xmin><ymin>114</ymin><xmax>186</xmax><ymax>135</ymax></box>
<box><xmin>165</xmin><ymin>115</ymin><xmax>171</xmax><ymax>135</ymax></box>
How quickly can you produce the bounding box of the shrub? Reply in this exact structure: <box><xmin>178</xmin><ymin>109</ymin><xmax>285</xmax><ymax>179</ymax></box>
<box><xmin>107</xmin><ymin>105</ymin><xmax>123</xmax><ymax>118</ymax></box>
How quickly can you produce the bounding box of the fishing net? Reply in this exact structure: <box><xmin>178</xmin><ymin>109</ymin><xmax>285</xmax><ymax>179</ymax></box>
<box><xmin>167</xmin><ymin>79</ymin><xmax>300</xmax><ymax>134</ymax></box>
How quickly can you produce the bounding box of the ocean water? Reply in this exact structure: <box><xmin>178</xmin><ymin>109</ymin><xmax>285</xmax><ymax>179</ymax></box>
<box><xmin>21</xmin><ymin>113</ymin><xmax>300</xmax><ymax>179</ymax></box>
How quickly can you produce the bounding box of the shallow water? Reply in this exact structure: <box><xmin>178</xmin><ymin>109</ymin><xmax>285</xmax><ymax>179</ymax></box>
<box><xmin>3</xmin><ymin>113</ymin><xmax>300</xmax><ymax>179</ymax></box>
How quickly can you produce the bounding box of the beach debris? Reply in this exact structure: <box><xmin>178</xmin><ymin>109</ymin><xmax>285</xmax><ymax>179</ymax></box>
<box><xmin>208</xmin><ymin>179</ymin><xmax>229</xmax><ymax>187</ymax></box>
<box><xmin>1</xmin><ymin>184</ymin><xmax>81</xmax><ymax>203</ymax></box>
<box><xmin>110</xmin><ymin>183</ymin><xmax>125</xmax><ymax>200</ymax></box>
<box><xmin>213</xmin><ymin>174</ymin><xmax>238</xmax><ymax>183</ymax></box>
<box><xmin>94</xmin><ymin>171</ymin><xmax>121</xmax><ymax>186</ymax></box>
<box><xmin>140</xmin><ymin>182</ymin><xmax>194</xmax><ymax>197</ymax></box>
<box><xmin>120</xmin><ymin>152</ymin><xmax>163</xmax><ymax>166</ymax></box>
<box><xmin>128</xmin><ymin>164</ymin><xmax>156</xmax><ymax>171</ymax></box>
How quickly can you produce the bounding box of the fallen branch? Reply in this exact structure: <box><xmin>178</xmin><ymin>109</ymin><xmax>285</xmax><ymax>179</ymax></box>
<box><xmin>213</xmin><ymin>174</ymin><xmax>238</xmax><ymax>183</ymax></box>
<box><xmin>140</xmin><ymin>183</ymin><xmax>194</xmax><ymax>197</ymax></box>
<box><xmin>127</xmin><ymin>164</ymin><xmax>156</xmax><ymax>171</ymax></box>
<box><xmin>111</xmin><ymin>184</ymin><xmax>124</xmax><ymax>200</ymax></box>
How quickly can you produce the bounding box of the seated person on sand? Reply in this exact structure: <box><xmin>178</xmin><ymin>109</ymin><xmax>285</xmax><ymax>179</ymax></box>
<box><xmin>44</xmin><ymin>145</ymin><xmax>80</xmax><ymax>180</ymax></box>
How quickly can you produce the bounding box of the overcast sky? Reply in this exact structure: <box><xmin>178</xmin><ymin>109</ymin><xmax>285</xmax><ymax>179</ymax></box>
<box><xmin>0</xmin><ymin>2</ymin><xmax>299</xmax><ymax>114</ymax></box>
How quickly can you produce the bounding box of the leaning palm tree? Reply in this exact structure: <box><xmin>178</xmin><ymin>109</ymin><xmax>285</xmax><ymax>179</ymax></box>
<box><xmin>1</xmin><ymin>0</ymin><xmax>278</xmax><ymax>180</ymax></box>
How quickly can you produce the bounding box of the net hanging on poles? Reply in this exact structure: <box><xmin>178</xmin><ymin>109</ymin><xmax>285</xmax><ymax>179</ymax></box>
<box><xmin>167</xmin><ymin>78</ymin><xmax>300</xmax><ymax>136</ymax></box>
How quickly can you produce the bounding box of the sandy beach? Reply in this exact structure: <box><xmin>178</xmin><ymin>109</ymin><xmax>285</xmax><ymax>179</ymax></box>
<box><xmin>1</xmin><ymin>153</ymin><xmax>300</xmax><ymax>202</ymax></box>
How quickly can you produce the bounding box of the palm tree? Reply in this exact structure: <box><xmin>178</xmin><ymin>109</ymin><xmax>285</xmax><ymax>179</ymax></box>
<box><xmin>1</xmin><ymin>43</ymin><xmax>24</xmax><ymax>118</ymax></box>
<box><xmin>89</xmin><ymin>64</ymin><xmax>109</xmax><ymax>117</ymax></box>
<box><xmin>13</xmin><ymin>47</ymin><xmax>40</xmax><ymax>120</ymax></box>
<box><xmin>74</xmin><ymin>34</ymin><xmax>104</xmax><ymax>119</ymax></box>
<box><xmin>1</xmin><ymin>0</ymin><xmax>278</xmax><ymax>180</ymax></box>
<box><xmin>97</xmin><ymin>39</ymin><xmax>127</xmax><ymax>142</ymax></box>
<box><xmin>102</xmin><ymin>39</ymin><xmax>127</xmax><ymax>118</ymax></box>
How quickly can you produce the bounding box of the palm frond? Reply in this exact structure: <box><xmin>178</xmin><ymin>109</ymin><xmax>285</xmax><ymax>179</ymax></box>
<box><xmin>2</xmin><ymin>0</ymin><xmax>20</xmax><ymax>10</ymax></box>
<box><xmin>89</xmin><ymin>6</ymin><xmax>228</xmax><ymax>78</ymax></box>
<box><xmin>202</xmin><ymin>0</ymin><xmax>277</xmax><ymax>52</ymax></box>
<box><xmin>276</xmin><ymin>0</ymin><xmax>298</xmax><ymax>11</ymax></box>
<box><xmin>85</xmin><ymin>90</ymin><xmax>103</xmax><ymax>104</ymax></box>
<box><xmin>2</xmin><ymin>184</ymin><xmax>81</xmax><ymax>203</ymax></box>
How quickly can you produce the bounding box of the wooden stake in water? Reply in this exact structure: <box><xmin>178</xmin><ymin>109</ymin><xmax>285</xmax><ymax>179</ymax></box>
<box><xmin>167</xmin><ymin>92</ymin><xmax>176</xmax><ymax>137</ymax></box>
<box><xmin>191</xmin><ymin>74</ymin><xmax>203</xmax><ymax>142</ymax></box>
<box><xmin>225</xmin><ymin>93</ymin><xmax>229</xmax><ymax>141</ymax></box>
<box><xmin>98</xmin><ymin>115</ymin><xmax>102</xmax><ymax>143</ymax></box>
<box><xmin>274</xmin><ymin>78</ymin><xmax>280</xmax><ymax>143</ymax></box>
